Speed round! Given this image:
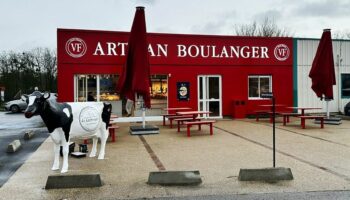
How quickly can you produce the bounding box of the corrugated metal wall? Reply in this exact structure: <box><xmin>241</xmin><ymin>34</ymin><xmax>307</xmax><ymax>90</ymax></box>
<box><xmin>296</xmin><ymin>39</ymin><xmax>350</xmax><ymax>114</ymax></box>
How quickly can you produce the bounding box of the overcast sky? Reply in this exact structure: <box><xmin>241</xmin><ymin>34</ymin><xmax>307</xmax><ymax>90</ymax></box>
<box><xmin>0</xmin><ymin>0</ymin><xmax>349</xmax><ymax>52</ymax></box>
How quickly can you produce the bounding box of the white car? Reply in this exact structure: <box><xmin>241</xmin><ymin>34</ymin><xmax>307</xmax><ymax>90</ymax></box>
<box><xmin>4</xmin><ymin>92</ymin><xmax>57</xmax><ymax>113</ymax></box>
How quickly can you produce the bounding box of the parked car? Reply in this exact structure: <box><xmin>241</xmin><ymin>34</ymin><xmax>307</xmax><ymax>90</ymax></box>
<box><xmin>3</xmin><ymin>92</ymin><xmax>57</xmax><ymax>113</ymax></box>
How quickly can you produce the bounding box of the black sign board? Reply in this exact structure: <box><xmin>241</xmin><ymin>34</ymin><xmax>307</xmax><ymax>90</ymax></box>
<box><xmin>260</xmin><ymin>92</ymin><xmax>274</xmax><ymax>98</ymax></box>
<box><xmin>177</xmin><ymin>82</ymin><xmax>190</xmax><ymax>101</ymax></box>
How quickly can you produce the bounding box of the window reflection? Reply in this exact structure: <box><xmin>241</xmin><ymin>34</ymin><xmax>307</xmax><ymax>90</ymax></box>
<box><xmin>99</xmin><ymin>75</ymin><xmax>119</xmax><ymax>101</ymax></box>
<box><xmin>248</xmin><ymin>76</ymin><xmax>272</xmax><ymax>99</ymax></box>
<box><xmin>341</xmin><ymin>74</ymin><xmax>350</xmax><ymax>98</ymax></box>
<box><xmin>75</xmin><ymin>74</ymin><xmax>168</xmax><ymax>116</ymax></box>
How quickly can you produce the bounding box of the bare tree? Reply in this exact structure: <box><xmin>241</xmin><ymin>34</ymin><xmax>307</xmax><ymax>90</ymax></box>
<box><xmin>234</xmin><ymin>17</ymin><xmax>292</xmax><ymax>37</ymax></box>
<box><xmin>0</xmin><ymin>48</ymin><xmax>57</xmax><ymax>101</ymax></box>
<box><xmin>333</xmin><ymin>31</ymin><xmax>350</xmax><ymax>40</ymax></box>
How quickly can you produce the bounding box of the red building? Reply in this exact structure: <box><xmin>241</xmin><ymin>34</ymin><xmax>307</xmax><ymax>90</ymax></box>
<box><xmin>57</xmin><ymin>28</ymin><xmax>293</xmax><ymax>118</ymax></box>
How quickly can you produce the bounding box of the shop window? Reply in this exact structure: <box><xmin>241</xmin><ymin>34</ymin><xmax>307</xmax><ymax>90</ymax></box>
<box><xmin>128</xmin><ymin>74</ymin><xmax>168</xmax><ymax>117</ymax></box>
<box><xmin>341</xmin><ymin>74</ymin><xmax>350</xmax><ymax>98</ymax></box>
<box><xmin>75</xmin><ymin>74</ymin><xmax>168</xmax><ymax>117</ymax></box>
<box><xmin>76</xmin><ymin>75</ymin><xmax>98</xmax><ymax>102</ymax></box>
<box><xmin>76</xmin><ymin>74</ymin><xmax>119</xmax><ymax>102</ymax></box>
<box><xmin>149</xmin><ymin>75</ymin><xmax>168</xmax><ymax>112</ymax></box>
<box><xmin>248</xmin><ymin>75</ymin><xmax>272</xmax><ymax>99</ymax></box>
<box><xmin>75</xmin><ymin>74</ymin><xmax>121</xmax><ymax>115</ymax></box>
<box><xmin>99</xmin><ymin>75</ymin><xmax>119</xmax><ymax>101</ymax></box>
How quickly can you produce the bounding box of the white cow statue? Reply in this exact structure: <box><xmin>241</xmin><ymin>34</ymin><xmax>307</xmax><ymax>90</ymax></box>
<box><xmin>23</xmin><ymin>92</ymin><xmax>112</xmax><ymax>173</ymax></box>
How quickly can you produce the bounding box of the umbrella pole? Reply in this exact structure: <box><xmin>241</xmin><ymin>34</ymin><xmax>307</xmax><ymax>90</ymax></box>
<box><xmin>140</xmin><ymin>95</ymin><xmax>146</xmax><ymax>128</ymax></box>
<box><xmin>142</xmin><ymin>107</ymin><xmax>146</xmax><ymax>128</ymax></box>
<box><xmin>326</xmin><ymin>99</ymin><xmax>330</xmax><ymax>119</ymax></box>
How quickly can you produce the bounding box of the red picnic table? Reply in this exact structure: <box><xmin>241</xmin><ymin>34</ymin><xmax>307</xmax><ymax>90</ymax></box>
<box><xmin>256</xmin><ymin>104</ymin><xmax>286</xmax><ymax>123</ymax></box>
<box><xmin>176</xmin><ymin>110</ymin><xmax>212</xmax><ymax>119</ymax></box>
<box><xmin>286</xmin><ymin>107</ymin><xmax>322</xmax><ymax>116</ymax></box>
<box><xmin>162</xmin><ymin>107</ymin><xmax>191</xmax><ymax>126</ymax></box>
<box><xmin>84</xmin><ymin>114</ymin><xmax>119</xmax><ymax>144</ymax></box>
<box><xmin>285</xmin><ymin>107</ymin><xmax>324</xmax><ymax>129</ymax></box>
<box><xmin>176</xmin><ymin>111</ymin><xmax>215</xmax><ymax>137</ymax></box>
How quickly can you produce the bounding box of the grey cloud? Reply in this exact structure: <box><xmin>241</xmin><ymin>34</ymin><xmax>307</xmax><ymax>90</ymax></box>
<box><xmin>295</xmin><ymin>0</ymin><xmax>350</xmax><ymax>18</ymax></box>
<box><xmin>191</xmin><ymin>21</ymin><xmax>227</xmax><ymax>34</ymax></box>
<box><xmin>190</xmin><ymin>11</ymin><xmax>237</xmax><ymax>34</ymax></box>
<box><xmin>253</xmin><ymin>10</ymin><xmax>282</xmax><ymax>23</ymax></box>
<box><xmin>136</xmin><ymin>0</ymin><xmax>156</xmax><ymax>5</ymax></box>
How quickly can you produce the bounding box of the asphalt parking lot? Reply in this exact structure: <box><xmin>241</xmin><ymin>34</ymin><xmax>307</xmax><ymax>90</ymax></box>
<box><xmin>1</xmin><ymin>116</ymin><xmax>350</xmax><ymax>199</ymax></box>
<box><xmin>0</xmin><ymin>112</ymin><xmax>48</xmax><ymax>187</ymax></box>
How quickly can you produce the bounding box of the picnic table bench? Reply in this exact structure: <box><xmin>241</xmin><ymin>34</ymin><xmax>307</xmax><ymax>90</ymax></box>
<box><xmin>162</xmin><ymin>107</ymin><xmax>192</xmax><ymax>126</ymax></box>
<box><xmin>161</xmin><ymin>113</ymin><xmax>176</xmax><ymax>126</ymax></box>
<box><xmin>255</xmin><ymin>110</ymin><xmax>270</xmax><ymax>121</ymax></box>
<box><xmin>296</xmin><ymin>115</ymin><xmax>325</xmax><ymax>129</ymax></box>
<box><xmin>183</xmin><ymin>120</ymin><xmax>216</xmax><ymax>137</ymax></box>
<box><xmin>108</xmin><ymin>123</ymin><xmax>120</xmax><ymax>142</ymax></box>
<box><xmin>84</xmin><ymin>121</ymin><xmax>119</xmax><ymax>144</ymax></box>
<box><xmin>167</xmin><ymin>115</ymin><xmax>193</xmax><ymax>128</ymax></box>
<box><xmin>280</xmin><ymin>112</ymin><xmax>301</xmax><ymax>125</ymax></box>
<box><xmin>174</xmin><ymin>117</ymin><xmax>201</xmax><ymax>132</ymax></box>
<box><xmin>255</xmin><ymin>110</ymin><xmax>282</xmax><ymax>123</ymax></box>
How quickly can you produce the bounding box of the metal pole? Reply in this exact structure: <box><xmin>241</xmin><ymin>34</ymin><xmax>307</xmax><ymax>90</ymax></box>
<box><xmin>142</xmin><ymin>107</ymin><xmax>146</xmax><ymax>128</ymax></box>
<box><xmin>272</xmin><ymin>96</ymin><xmax>276</xmax><ymax>168</ymax></box>
<box><xmin>141</xmin><ymin>95</ymin><xmax>146</xmax><ymax>128</ymax></box>
<box><xmin>326</xmin><ymin>100</ymin><xmax>330</xmax><ymax>119</ymax></box>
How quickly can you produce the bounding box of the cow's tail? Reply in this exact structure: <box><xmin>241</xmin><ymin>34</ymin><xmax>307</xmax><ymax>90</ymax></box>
<box><xmin>102</xmin><ymin>103</ymin><xmax>112</xmax><ymax>129</ymax></box>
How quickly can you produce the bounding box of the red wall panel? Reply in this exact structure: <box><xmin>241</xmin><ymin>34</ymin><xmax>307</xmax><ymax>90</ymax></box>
<box><xmin>57</xmin><ymin>29</ymin><xmax>293</xmax><ymax>117</ymax></box>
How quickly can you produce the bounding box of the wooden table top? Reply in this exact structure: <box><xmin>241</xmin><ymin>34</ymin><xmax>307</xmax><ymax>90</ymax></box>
<box><xmin>163</xmin><ymin>107</ymin><xmax>191</xmax><ymax>111</ymax></box>
<box><xmin>177</xmin><ymin>111</ymin><xmax>212</xmax><ymax>115</ymax></box>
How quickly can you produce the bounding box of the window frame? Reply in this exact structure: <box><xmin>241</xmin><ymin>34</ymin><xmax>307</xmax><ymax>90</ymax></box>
<box><xmin>341</xmin><ymin>73</ymin><xmax>350</xmax><ymax>99</ymax></box>
<box><xmin>248</xmin><ymin>75</ymin><xmax>272</xmax><ymax>100</ymax></box>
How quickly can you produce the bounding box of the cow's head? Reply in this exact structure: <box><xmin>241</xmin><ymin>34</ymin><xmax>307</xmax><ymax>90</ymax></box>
<box><xmin>23</xmin><ymin>92</ymin><xmax>51</xmax><ymax>118</ymax></box>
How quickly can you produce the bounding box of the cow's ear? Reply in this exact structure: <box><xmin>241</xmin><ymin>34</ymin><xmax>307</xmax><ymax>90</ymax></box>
<box><xmin>21</xmin><ymin>94</ymin><xmax>28</xmax><ymax>101</ymax></box>
<box><xmin>43</xmin><ymin>92</ymin><xmax>50</xmax><ymax>99</ymax></box>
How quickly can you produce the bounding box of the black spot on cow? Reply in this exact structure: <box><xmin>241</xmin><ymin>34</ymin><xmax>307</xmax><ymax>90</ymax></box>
<box><xmin>24</xmin><ymin>93</ymin><xmax>73</xmax><ymax>142</ymax></box>
<box><xmin>102</xmin><ymin>103</ymin><xmax>112</xmax><ymax>129</ymax></box>
<box><xmin>41</xmin><ymin>100</ymin><xmax>73</xmax><ymax>142</ymax></box>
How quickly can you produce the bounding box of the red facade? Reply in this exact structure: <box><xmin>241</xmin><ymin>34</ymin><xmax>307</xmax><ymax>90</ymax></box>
<box><xmin>57</xmin><ymin>28</ymin><xmax>293</xmax><ymax>117</ymax></box>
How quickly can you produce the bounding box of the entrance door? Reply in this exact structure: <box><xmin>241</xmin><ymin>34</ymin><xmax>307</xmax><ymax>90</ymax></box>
<box><xmin>75</xmin><ymin>75</ymin><xmax>98</xmax><ymax>102</ymax></box>
<box><xmin>198</xmin><ymin>75</ymin><xmax>222</xmax><ymax>118</ymax></box>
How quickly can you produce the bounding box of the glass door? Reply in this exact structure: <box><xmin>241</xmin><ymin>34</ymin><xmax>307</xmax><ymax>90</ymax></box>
<box><xmin>198</xmin><ymin>75</ymin><xmax>222</xmax><ymax>118</ymax></box>
<box><xmin>75</xmin><ymin>75</ymin><xmax>98</xmax><ymax>102</ymax></box>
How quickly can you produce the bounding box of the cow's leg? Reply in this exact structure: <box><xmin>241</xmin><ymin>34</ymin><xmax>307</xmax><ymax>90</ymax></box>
<box><xmin>98</xmin><ymin>129</ymin><xmax>108</xmax><ymax>159</ymax></box>
<box><xmin>52</xmin><ymin>143</ymin><xmax>60</xmax><ymax>171</ymax></box>
<box><xmin>89</xmin><ymin>137</ymin><xmax>98</xmax><ymax>157</ymax></box>
<box><xmin>60</xmin><ymin>134</ymin><xmax>69</xmax><ymax>173</ymax></box>
<box><xmin>50</xmin><ymin>131</ymin><xmax>61</xmax><ymax>171</ymax></box>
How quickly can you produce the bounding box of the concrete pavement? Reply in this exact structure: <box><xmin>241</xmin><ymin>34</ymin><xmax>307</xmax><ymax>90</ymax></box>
<box><xmin>1</xmin><ymin>118</ymin><xmax>350</xmax><ymax>199</ymax></box>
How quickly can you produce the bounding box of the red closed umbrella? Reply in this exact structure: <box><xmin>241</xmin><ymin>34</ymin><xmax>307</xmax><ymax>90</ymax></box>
<box><xmin>309</xmin><ymin>29</ymin><xmax>336</xmax><ymax>118</ymax></box>
<box><xmin>117</xmin><ymin>6</ymin><xmax>151</xmax><ymax>109</ymax></box>
<box><xmin>309</xmin><ymin>29</ymin><xmax>336</xmax><ymax>100</ymax></box>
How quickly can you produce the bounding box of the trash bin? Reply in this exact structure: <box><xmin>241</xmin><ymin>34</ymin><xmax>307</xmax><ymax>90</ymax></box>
<box><xmin>344</xmin><ymin>102</ymin><xmax>350</xmax><ymax>116</ymax></box>
<box><xmin>232</xmin><ymin>100</ymin><xmax>246</xmax><ymax>118</ymax></box>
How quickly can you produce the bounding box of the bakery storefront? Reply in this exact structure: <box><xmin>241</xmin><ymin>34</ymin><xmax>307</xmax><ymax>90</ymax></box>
<box><xmin>57</xmin><ymin>28</ymin><xmax>293</xmax><ymax>118</ymax></box>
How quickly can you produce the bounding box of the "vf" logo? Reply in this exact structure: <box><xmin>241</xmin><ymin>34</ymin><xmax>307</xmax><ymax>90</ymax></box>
<box><xmin>65</xmin><ymin>38</ymin><xmax>87</xmax><ymax>58</ymax></box>
<box><xmin>274</xmin><ymin>44</ymin><xmax>290</xmax><ymax>61</ymax></box>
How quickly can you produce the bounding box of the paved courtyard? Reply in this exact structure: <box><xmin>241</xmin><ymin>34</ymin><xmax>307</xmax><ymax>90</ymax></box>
<box><xmin>1</xmin><ymin>117</ymin><xmax>350</xmax><ymax>199</ymax></box>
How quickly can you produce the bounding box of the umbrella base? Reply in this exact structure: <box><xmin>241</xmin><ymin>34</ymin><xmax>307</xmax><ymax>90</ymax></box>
<box><xmin>130</xmin><ymin>125</ymin><xmax>159</xmax><ymax>135</ymax></box>
<box><xmin>314</xmin><ymin>117</ymin><xmax>342</xmax><ymax>125</ymax></box>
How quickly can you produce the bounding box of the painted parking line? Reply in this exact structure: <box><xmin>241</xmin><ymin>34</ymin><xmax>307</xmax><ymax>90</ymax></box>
<box><xmin>214</xmin><ymin>125</ymin><xmax>350</xmax><ymax>182</ymax></box>
<box><xmin>139</xmin><ymin>135</ymin><xmax>166</xmax><ymax>171</ymax></box>
<box><xmin>244</xmin><ymin>120</ymin><xmax>350</xmax><ymax>148</ymax></box>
